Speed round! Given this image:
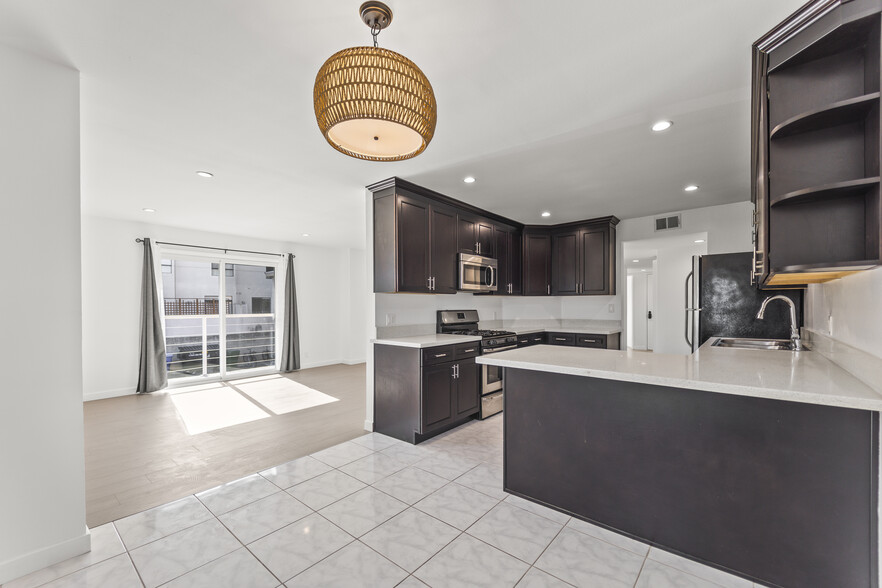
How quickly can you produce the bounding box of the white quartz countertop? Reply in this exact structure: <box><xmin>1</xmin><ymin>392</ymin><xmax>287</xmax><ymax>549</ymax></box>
<box><xmin>372</xmin><ymin>334</ymin><xmax>482</xmax><ymax>348</ymax></box>
<box><xmin>476</xmin><ymin>338</ymin><xmax>882</xmax><ymax>411</ymax></box>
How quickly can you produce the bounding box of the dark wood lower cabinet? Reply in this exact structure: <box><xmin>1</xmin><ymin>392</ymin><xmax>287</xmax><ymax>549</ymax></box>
<box><xmin>546</xmin><ymin>332</ymin><xmax>620</xmax><ymax>350</ymax></box>
<box><xmin>504</xmin><ymin>368</ymin><xmax>878</xmax><ymax>588</ymax></box>
<box><xmin>375</xmin><ymin>343</ymin><xmax>480</xmax><ymax>444</ymax></box>
<box><xmin>455</xmin><ymin>359</ymin><xmax>480</xmax><ymax>417</ymax></box>
<box><xmin>421</xmin><ymin>362</ymin><xmax>454</xmax><ymax>430</ymax></box>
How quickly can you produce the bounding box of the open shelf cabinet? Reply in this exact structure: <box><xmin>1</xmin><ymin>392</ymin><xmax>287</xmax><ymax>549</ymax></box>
<box><xmin>753</xmin><ymin>1</ymin><xmax>882</xmax><ymax>288</ymax></box>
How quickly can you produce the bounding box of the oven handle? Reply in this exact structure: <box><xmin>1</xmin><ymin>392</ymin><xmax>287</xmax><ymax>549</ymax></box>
<box><xmin>482</xmin><ymin>344</ymin><xmax>517</xmax><ymax>354</ymax></box>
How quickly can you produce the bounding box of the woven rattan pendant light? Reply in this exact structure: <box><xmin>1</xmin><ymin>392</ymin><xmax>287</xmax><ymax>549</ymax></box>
<box><xmin>314</xmin><ymin>2</ymin><xmax>436</xmax><ymax>161</ymax></box>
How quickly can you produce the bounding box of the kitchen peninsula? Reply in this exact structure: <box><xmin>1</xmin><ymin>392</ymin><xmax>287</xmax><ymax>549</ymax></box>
<box><xmin>477</xmin><ymin>336</ymin><xmax>882</xmax><ymax>588</ymax></box>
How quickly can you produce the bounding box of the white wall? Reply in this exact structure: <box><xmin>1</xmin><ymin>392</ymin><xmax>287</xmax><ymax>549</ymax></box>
<box><xmin>344</xmin><ymin>248</ymin><xmax>369</xmax><ymax>364</ymax></box>
<box><xmin>805</xmin><ymin>266</ymin><xmax>882</xmax><ymax>360</ymax></box>
<box><xmin>81</xmin><ymin>215</ymin><xmax>363</xmax><ymax>400</ymax></box>
<box><xmin>0</xmin><ymin>45</ymin><xmax>89</xmax><ymax>584</ymax></box>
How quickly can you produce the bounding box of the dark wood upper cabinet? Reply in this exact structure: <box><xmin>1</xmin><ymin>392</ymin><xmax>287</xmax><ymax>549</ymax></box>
<box><xmin>430</xmin><ymin>205</ymin><xmax>458</xmax><ymax>294</ymax></box>
<box><xmin>395</xmin><ymin>194</ymin><xmax>431</xmax><ymax>293</ymax></box>
<box><xmin>510</xmin><ymin>230</ymin><xmax>523</xmax><ymax>295</ymax></box>
<box><xmin>552</xmin><ymin>230</ymin><xmax>579</xmax><ymax>295</ymax></box>
<box><xmin>457</xmin><ymin>213</ymin><xmax>478</xmax><ymax>254</ymax></box>
<box><xmin>752</xmin><ymin>0</ymin><xmax>882</xmax><ymax>288</ymax></box>
<box><xmin>551</xmin><ymin>219</ymin><xmax>617</xmax><ymax>296</ymax></box>
<box><xmin>493</xmin><ymin>224</ymin><xmax>522</xmax><ymax>295</ymax></box>
<box><xmin>371</xmin><ymin>178</ymin><xmax>618</xmax><ymax>296</ymax></box>
<box><xmin>373</xmin><ymin>187</ymin><xmax>457</xmax><ymax>294</ymax></box>
<box><xmin>477</xmin><ymin>222</ymin><xmax>495</xmax><ymax>258</ymax></box>
<box><xmin>523</xmin><ymin>231</ymin><xmax>552</xmax><ymax>296</ymax></box>
<box><xmin>581</xmin><ymin>224</ymin><xmax>613</xmax><ymax>295</ymax></box>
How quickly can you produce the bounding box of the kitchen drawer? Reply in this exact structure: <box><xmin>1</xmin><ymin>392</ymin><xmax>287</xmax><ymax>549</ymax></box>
<box><xmin>517</xmin><ymin>336</ymin><xmax>531</xmax><ymax>347</ymax></box>
<box><xmin>576</xmin><ymin>334</ymin><xmax>607</xmax><ymax>349</ymax></box>
<box><xmin>529</xmin><ymin>334</ymin><xmax>545</xmax><ymax>345</ymax></box>
<box><xmin>421</xmin><ymin>345</ymin><xmax>456</xmax><ymax>365</ymax></box>
<box><xmin>547</xmin><ymin>333</ymin><xmax>576</xmax><ymax>346</ymax></box>
<box><xmin>454</xmin><ymin>342</ymin><xmax>480</xmax><ymax>360</ymax></box>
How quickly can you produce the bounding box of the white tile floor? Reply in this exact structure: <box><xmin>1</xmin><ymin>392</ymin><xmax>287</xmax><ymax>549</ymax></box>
<box><xmin>3</xmin><ymin>417</ymin><xmax>767</xmax><ymax>588</ymax></box>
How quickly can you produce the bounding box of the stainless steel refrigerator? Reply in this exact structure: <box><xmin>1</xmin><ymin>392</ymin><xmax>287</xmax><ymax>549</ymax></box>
<box><xmin>685</xmin><ymin>252</ymin><xmax>803</xmax><ymax>352</ymax></box>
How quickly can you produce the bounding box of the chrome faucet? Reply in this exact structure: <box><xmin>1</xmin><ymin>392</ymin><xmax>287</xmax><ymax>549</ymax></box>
<box><xmin>756</xmin><ymin>295</ymin><xmax>804</xmax><ymax>351</ymax></box>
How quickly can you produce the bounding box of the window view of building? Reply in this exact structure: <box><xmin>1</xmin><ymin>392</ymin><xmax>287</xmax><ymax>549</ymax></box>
<box><xmin>161</xmin><ymin>259</ymin><xmax>277</xmax><ymax>379</ymax></box>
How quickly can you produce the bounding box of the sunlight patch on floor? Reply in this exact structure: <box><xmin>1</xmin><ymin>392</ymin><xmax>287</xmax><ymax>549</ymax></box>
<box><xmin>170</xmin><ymin>384</ymin><xmax>271</xmax><ymax>435</ymax></box>
<box><xmin>232</xmin><ymin>375</ymin><xmax>340</xmax><ymax>415</ymax></box>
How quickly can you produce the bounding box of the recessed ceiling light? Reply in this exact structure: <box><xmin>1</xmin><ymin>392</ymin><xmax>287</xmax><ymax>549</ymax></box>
<box><xmin>632</xmin><ymin>259</ymin><xmax>639</xmax><ymax>263</ymax></box>
<box><xmin>651</xmin><ymin>120</ymin><xmax>673</xmax><ymax>132</ymax></box>
<box><xmin>684</xmin><ymin>184</ymin><xmax>699</xmax><ymax>192</ymax></box>
<box><xmin>302</xmin><ymin>233</ymin><xmax>310</xmax><ymax>237</ymax></box>
<box><xmin>196</xmin><ymin>171</ymin><xmax>214</xmax><ymax>178</ymax></box>
<box><xmin>463</xmin><ymin>176</ymin><xmax>476</xmax><ymax>184</ymax></box>
<box><xmin>694</xmin><ymin>239</ymin><xmax>705</xmax><ymax>243</ymax></box>
<box><xmin>541</xmin><ymin>211</ymin><xmax>551</xmax><ymax>217</ymax></box>
<box><xmin>142</xmin><ymin>208</ymin><xmax>156</xmax><ymax>213</ymax></box>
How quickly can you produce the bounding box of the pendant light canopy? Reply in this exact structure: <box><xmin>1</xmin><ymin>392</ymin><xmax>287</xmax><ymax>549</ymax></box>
<box><xmin>314</xmin><ymin>2</ymin><xmax>437</xmax><ymax>161</ymax></box>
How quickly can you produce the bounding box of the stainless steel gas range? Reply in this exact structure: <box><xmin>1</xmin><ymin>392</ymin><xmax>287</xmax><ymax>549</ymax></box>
<box><xmin>436</xmin><ymin>310</ymin><xmax>517</xmax><ymax>419</ymax></box>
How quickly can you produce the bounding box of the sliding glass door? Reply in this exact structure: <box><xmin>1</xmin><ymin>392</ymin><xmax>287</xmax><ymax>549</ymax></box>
<box><xmin>224</xmin><ymin>263</ymin><xmax>276</xmax><ymax>374</ymax></box>
<box><xmin>160</xmin><ymin>253</ymin><xmax>279</xmax><ymax>381</ymax></box>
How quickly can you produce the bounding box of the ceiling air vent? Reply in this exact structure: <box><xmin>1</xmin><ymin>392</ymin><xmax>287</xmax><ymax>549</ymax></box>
<box><xmin>655</xmin><ymin>214</ymin><xmax>682</xmax><ymax>231</ymax></box>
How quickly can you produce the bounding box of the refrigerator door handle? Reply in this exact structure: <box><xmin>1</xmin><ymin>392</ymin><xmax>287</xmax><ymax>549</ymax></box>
<box><xmin>685</xmin><ymin>270</ymin><xmax>694</xmax><ymax>350</ymax></box>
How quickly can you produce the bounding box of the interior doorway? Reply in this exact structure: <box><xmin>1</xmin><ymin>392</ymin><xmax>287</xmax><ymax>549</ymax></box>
<box><xmin>623</xmin><ymin>233</ymin><xmax>706</xmax><ymax>354</ymax></box>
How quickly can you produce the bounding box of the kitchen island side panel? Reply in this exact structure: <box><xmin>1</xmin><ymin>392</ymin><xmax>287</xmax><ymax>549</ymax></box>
<box><xmin>503</xmin><ymin>368</ymin><xmax>878</xmax><ymax>588</ymax></box>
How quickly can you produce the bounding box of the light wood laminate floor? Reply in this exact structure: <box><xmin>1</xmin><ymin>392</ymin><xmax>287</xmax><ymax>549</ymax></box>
<box><xmin>84</xmin><ymin>363</ymin><xmax>367</xmax><ymax>527</ymax></box>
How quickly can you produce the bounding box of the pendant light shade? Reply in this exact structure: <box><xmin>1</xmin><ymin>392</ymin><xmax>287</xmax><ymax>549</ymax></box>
<box><xmin>313</xmin><ymin>3</ymin><xmax>437</xmax><ymax>161</ymax></box>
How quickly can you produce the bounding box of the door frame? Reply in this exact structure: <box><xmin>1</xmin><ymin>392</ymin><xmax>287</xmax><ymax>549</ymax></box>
<box><xmin>156</xmin><ymin>245</ymin><xmax>285</xmax><ymax>386</ymax></box>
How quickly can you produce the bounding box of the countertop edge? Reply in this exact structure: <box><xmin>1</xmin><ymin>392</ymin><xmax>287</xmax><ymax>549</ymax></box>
<box><xmin>477</xmin><ymin>350</ymin><xmax>882</xmax><ymax>412</ymax></box>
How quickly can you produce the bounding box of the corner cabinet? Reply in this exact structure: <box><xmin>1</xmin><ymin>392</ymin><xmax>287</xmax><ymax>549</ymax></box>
<box><xmin>551</xmin><ymin>218</ymin><xmax>618</xmax><ymax>295</ymax></box>
<box><xmin>522</xmin><ymin>230</ymin><xmax>552</xmax><ymax>295</ymax></box>
<box><xmin>374</xmin><ymin>342</ymin><xmax>481</xmax><ymax>444</ymax></box>
<box><xmin>752</xmin><ymin>0</ymin><xmax>882</xmax><ymax>288</ymax></box>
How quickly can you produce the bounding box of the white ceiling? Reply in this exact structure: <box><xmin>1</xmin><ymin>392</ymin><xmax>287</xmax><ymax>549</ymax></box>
<box><xmin>0</xmin><ymin>1</ymin><xmax>806</xmax><ymax>249</ymax></box>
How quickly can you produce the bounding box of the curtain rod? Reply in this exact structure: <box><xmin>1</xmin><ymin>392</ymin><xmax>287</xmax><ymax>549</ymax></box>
<box><xmin>135</xmin><ymin>238</ymin><xmax>293</xmax><ymax>258</ymax></box>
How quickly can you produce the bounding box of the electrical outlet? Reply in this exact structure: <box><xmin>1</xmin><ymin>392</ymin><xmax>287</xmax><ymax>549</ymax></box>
<box><xmin>608</xmin><ymin>303</ymin><xmax>615</xmax><ymax>313</ymax></box>
<box><xmin>386</xmin><ymin>313</ymin><xmax>396</xmax><ymax>326</ymax></box>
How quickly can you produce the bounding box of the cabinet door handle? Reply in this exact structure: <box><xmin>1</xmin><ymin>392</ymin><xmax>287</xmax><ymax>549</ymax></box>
<box><xmin>547</xmin><ymin>284</ymin><xmax>550</xmax><ymax>295</ymax></box>
<box><xmin>434</xmin><ymin>353</ymin><xmax>448</xmax><ymax>358</ymax></box>
<box><xmin>432</xmin><ymin>276</ymin><xmax>436</xmax><ymax>290</ymax></box>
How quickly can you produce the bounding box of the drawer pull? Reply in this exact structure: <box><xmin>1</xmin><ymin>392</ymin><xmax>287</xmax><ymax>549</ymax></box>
<box><xmin>434</xmin><ymin>353</ymin><xmax>448</xmax><ymax>358</ymax></box>
<box><xmin>462</xmin><ymin>348</ymin><xmax>476</xmax><ymax>353</ymax></box>
<box><xmin>555</xmin><ymin>337</ymin><xmax>567</xmax><ymax>341</ymax></box>
<box><xmin>582</xmin><ymin>339</ymin><xmax>596</xmax><ymax>343</ymax></box>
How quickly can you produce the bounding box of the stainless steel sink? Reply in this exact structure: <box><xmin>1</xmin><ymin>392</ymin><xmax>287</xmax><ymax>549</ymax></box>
<box><xmin>712</xmin><ymin>337</ymin><xmax>809</xmax><ymax>351</ymax></box>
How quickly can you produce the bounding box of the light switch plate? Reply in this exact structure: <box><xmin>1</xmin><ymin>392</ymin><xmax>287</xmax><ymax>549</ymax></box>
<box><xmin>608</xmin><ymin>303</ymin><xmax>615</xmax><ymax>313</ymax></box>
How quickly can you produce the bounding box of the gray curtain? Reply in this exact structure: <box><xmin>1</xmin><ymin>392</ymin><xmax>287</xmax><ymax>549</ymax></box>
<box><xmin>136</xmin><ymin>238</ymin><xmax>168</xmax><ymax>393</ymax></box>
<box><xmin>280</xmin><ymin>253</ymin><xmax>300</xmax><ymax>372</ymax></box>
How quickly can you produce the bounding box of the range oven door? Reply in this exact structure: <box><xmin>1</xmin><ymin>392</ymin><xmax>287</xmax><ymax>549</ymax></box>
<box><xmin>459</xmin><ymin>254</ymin><xmax>498</xmax><ymax>292</ymax></box>
<box><xmin>481</xmin><ymin>344</ymin><xmax>516</xmax><ymax>393</ymax></box>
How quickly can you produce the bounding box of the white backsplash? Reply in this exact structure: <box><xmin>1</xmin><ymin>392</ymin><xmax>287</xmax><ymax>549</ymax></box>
<box><xmin>375</xmin><ymin>291</ymin><xmax>621</xmax><ymax>337</ymax></box>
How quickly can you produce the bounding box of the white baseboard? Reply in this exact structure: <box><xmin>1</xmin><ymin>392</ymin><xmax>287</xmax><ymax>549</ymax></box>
<box><xmin>364</xmin><ymin>420</ymin><xmax>374</xmax><ymax>432</ymax></box>
<box><xmin>83</xmin><ymin>387</ymin><xmax>135</xmax><ymax>402</ymax></box>
<box><xmin>343</xmin><ymin>359</ymin><xmax>367</xmax><ymax>366</ymax></box>
<box><xmin>0</xmin><ymin>527</ymin><xmax>91</xmax><ymax>585</ymax></box>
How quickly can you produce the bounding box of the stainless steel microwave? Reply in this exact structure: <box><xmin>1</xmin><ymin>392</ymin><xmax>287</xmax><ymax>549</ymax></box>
<box><xmin>459</xmin><ymin>253</ymin><xmax>497</xmax><ymax>292</ymax></box>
